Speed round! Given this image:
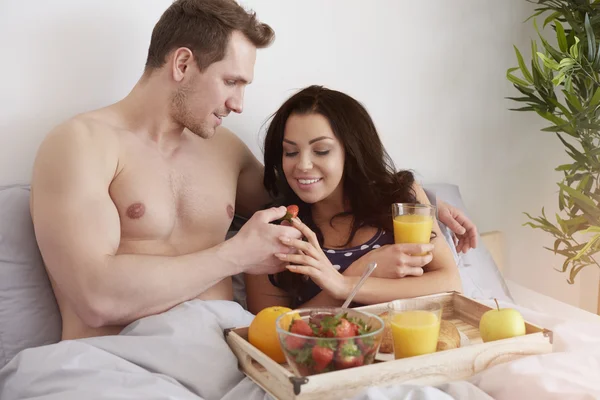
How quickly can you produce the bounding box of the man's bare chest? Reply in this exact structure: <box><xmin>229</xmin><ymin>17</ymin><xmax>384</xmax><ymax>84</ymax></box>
<box><xmin>109</xmin><ymin>145</ymin><xmax>239</xmax><ymax>248</ymax></box>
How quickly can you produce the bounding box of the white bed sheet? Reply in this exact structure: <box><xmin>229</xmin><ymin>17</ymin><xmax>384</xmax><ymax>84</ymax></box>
<box><xmin>506</xmin><ymin>279</ymin><xmax>600</xmax><ymax>325</ymax></box>
<box><xmin>352</xmin><ymin>295</ymin><xmax>600</xmax><ymax>400</ymax></box>
<box><xmin>470</xmin><ymin>296</ymin><xmax>600</xmax><ymax>400</ymax></box>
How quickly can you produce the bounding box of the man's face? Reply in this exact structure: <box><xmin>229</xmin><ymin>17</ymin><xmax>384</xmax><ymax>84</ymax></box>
<box><xmin>171</xmin><ymin>31</ymin><xmax>256</xmax><ymax>139</ymax></box>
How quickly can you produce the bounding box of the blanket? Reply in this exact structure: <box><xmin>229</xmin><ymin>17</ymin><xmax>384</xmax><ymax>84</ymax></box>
<box><xmin>0</xmin><ymin>300</ymin><xmax>270</xmax><ymax>400</ymax></box>
<box><xmin>0</xmin><ymin>299</ymin><xmax>599</xmax><ymax>400</ymax></box>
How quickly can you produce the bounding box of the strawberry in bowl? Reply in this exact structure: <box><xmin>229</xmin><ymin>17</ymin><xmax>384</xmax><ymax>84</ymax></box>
<box><xmin>275</xmin><ymin>308</ymin><xmax>384</xmax><ymax>376</ymax></box>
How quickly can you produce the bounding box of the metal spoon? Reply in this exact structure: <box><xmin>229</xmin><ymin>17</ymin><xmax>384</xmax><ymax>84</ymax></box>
<box><xmin>341</xmin><ymin>261</ymin><xmax>378</xmax><ymax>308</ymax></box>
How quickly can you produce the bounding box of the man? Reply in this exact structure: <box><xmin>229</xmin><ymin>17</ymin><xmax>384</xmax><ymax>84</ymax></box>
<box><xmin>30</xmin><ymin>0</ymin><xmax>477</xmax><ymax>342</ymax></box>
<box><xmin>30</xmin><ymin>0</ymin><xmax>301</xmax><ymax>341</ymax></box>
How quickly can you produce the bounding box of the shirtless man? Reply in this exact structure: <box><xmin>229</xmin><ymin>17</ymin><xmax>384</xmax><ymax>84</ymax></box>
<box><xmin>29</xmin><ymin>0</ymin><xmax>300</xmax><ymax>340</ymax></box>
<box><xmin>30</xmin><ymin>0</ymin><xmax>478</xmax><ymax>342</ymax></box>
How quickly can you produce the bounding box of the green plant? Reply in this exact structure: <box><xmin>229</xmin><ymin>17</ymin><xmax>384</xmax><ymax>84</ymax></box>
<box><xmin>507</xmin><ymin>0</ymin><xmax>600</xmax><ymax>284</ymax></box>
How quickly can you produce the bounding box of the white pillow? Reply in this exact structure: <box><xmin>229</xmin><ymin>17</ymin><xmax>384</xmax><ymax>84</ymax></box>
<box><xmin>0</xmin><ymin>185</ymin><xmax>62</xmax><ymax>369</ymax></box>
<box><xmin>424</xmin><ymin>183</ymin><xmax>513</xmax><ymax>302</ymax></box>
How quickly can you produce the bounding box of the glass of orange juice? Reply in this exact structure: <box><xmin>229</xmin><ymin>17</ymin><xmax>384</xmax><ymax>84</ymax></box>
<box><xmin>387</xmin><ymin>299</ymin><xmax>442</xmax><ymax>359</ymax></box>
<box><xmin>392</xmin><ymin>203</ymin><xmax>435</xmax><ymax>250</ymax></box>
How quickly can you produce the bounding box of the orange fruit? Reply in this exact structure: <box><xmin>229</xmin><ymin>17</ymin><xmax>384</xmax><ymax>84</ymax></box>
<box><xmin>248</xmin><ymin>306</ymin><xmax>297</xmax><ymax>363</ymax></box>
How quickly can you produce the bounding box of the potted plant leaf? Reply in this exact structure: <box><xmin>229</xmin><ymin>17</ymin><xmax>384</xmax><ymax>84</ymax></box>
<box><xmin>506</xmin><ymin>0</ymin><xmax>600</xmax><ymax>298</ymax></box>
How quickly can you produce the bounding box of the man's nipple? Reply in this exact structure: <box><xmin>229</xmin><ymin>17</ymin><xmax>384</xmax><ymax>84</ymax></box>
<box><xmin>126</xmin><ymin>202</ymin><xmax>146</xmax><ymax>219</ymax></box>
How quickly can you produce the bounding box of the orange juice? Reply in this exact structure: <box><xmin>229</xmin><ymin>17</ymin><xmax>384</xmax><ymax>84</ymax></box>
<box><xmin>390</xmin><ymin>310</ymin><xmax>441</xmax><ymax>358</ymax></box>
<box><xmin>393</xmin><ymin>214</ymin><xmax>433</xmax><ymax>244</ymax></box>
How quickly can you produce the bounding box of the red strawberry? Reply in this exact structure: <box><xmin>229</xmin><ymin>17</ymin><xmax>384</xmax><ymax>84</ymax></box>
<box><xmin>290</xmin><ymin>319</ymin><xmax>313</xmax><ymax>336</ymax></box>
<box><xmin>335</xmin><ymin>340</ymin><xmax>364</xmax><ymax>370</ymax></box>
<box><xmin>317</xmin><ymin>315</ymin><xmax>355</xmax><ymax>338</ymax></box>
<box><xmin>312</xmin><ymin>345</ymin><xmax>334</xmax><ymax>372</ymax></box>
<box><xmin>285</xmin><ymin>335</ymin><xmax>306</xmax><ymax>350</ymax></box>
<box><xmin>350</xmin><ymin>322</ymin><xmax>360</xmax><ymax>336</ymax></box>
<box><xmin>356</xmin><ymin>338</ymin><xmax>376</xmax><ymax>356</ymax></box>
<box><xmin>336</xmin><ymin>354</ymin><xmax>364</xmax><ymax>369</ymax></box>
<box><xmin>282</xmin><ymin>205</ymin><xmax>299</xmax><ymax>222</ymax></box>
<box><xmin>334</xmin><ymin>318</ymin><xmax>356</xmax><ymax>338</ymax></box>
<box><xmin>285</xmin><ymin>319</ymin><xmax>313</xmax><ymax>350</ymax></box>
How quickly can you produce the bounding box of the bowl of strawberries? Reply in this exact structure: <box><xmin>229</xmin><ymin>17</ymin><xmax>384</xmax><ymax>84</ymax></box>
<box><xmin>275</xmin><ymin>308</ymin><xmax>385</xmax><ymax>376</ymax></box>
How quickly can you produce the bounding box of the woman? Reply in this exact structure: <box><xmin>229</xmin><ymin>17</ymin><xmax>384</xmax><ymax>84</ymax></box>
<box><xmin>245</xmin><ymin>85</ymin><xmax>462</xmax><ymax>314</ymax></box>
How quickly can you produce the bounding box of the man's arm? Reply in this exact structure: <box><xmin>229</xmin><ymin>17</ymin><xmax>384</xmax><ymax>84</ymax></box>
<box><xmin>31</xmin><ymin>122</ymin><xmax>295</xmax><ymax>328</ymax></box>
<box><xmin>436</xmin><ymin>199</ymin><xmax>479</xmax><ymax>253</ymax></box>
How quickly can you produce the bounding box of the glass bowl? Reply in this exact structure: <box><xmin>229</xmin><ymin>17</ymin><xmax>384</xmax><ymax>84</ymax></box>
<box><xmin>275</xmin><ymin>307</ymin><xmax>384</xmax><ymax>376</ymax></box>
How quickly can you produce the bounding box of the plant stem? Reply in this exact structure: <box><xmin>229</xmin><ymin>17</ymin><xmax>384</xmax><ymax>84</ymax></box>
<box><xmin>573</xmin><ymin>61</ymin><xmax>600</xmax><ymax>86</ymax></box>
<box><xmin>572</xmin><ymin>237</ymin><xmax>600</xmax><ymax>270</ymax></box>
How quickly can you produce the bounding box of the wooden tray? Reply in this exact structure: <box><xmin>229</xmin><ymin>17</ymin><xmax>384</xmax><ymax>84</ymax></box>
<box><xmin>225</xmin><ymin>292</ymin><xmax>553</xmax><ymax>400</ymax></box>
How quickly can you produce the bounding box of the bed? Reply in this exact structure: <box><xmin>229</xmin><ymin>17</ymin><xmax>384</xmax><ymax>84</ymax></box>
<box><xmin>1</xmin><ymin>183</ymin><xmax>599</xmax><ymax>400</ymax></box>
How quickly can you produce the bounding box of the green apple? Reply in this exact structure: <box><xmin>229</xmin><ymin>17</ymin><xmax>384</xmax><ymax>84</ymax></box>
<box><xmin>479</xmin><ymin>299</ymin><xmax>526</xmax><ymax>343</ymax></box>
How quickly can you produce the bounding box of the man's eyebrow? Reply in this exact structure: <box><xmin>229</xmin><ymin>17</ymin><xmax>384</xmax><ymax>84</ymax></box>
<box><xmin>229</xmin><ymin>75</ymin><xmax>251</xmax><ymax>84</ymax></box>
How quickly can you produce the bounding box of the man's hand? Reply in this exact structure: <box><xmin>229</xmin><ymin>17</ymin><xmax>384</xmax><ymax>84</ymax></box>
<box><xmin>437</xmin><ymin>200</ymin><xmax>478</xmax><ymax>253</ymax></box>
<box><xmin>226</xmin><ymin>206</ymin><xmax>302</xmax><ymax>275</ymax></box>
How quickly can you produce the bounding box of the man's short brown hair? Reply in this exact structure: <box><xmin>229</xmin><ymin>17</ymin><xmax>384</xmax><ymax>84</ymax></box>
<box><xmin>145</xmin><ymin>0</ymin><xmax>275</xmax><ymax>71</ymax></box>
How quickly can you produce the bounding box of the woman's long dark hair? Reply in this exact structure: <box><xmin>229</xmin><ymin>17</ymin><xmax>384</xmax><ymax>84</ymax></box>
<box><xmin>262</xmin><ymin>85</ymin><xmax>417</xmax><ymax>304</ymax></box>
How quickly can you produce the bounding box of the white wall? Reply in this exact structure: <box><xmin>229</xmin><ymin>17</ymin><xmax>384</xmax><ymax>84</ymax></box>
<box><xmin>0</xmin><ymin>1</ymin><xmax>595</xmax><ymax>311</ymax></box>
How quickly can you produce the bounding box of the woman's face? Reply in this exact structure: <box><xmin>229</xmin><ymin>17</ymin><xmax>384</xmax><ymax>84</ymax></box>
<box><xmin>281</xmin><ymin>113</ymin><xmax>345</xmax><ymax>205</ymax></box>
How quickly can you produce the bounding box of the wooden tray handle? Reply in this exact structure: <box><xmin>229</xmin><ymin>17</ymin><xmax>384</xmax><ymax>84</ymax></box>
<box><xmin>472</xmin><ymin>341</ymin><xmax>552</xmax><ymax>372</ymax></box>
<box><xmin>239</xmin><ymin>352</ymin><xmax>309</xmax><ymax>395</ymax></box>
<box><xmin>225</xmin><ymin>328</ymin><xmax>306</xmax><ymax>394</ymax></box>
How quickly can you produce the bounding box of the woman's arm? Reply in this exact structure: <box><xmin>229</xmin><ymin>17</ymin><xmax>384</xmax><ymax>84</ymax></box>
<box><xmin>275</xmin><ymin>182</ymin><xmax>462</xmax><ymax>306</ymax></box>
<box><xmin>298</xmin><ymin>269</ymin><xmax>459</xmax><ymax>307</ymax></box>
<box><xmin>336</xmin><ymin>182</ymin><xmax>461</xmax><ymax>303</ymax></box>
<box><xmin>337</xmin><ymin>269</ymin><xmax>460</xmax><ymax>305</ymax></box>
<box><xmin>244</xmin><ymin>274</ymin><xmax>292</xmax><ymax>315</ymax></box>
<box><xmin>347</xmin><ymin>182</ymin><xmax>458</xmax><ymax>277</ymax></box>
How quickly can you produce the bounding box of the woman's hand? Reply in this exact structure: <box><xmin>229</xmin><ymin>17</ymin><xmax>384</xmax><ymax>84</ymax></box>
<box><xmin>274</xmin><ymin>218</ymin><xmax>350</xmax><ymax>301</ymax></box>
<box><xmin>347</xmin><ymin>243</ymin><xmax>434</xmax><ymax>279</ymax></box>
